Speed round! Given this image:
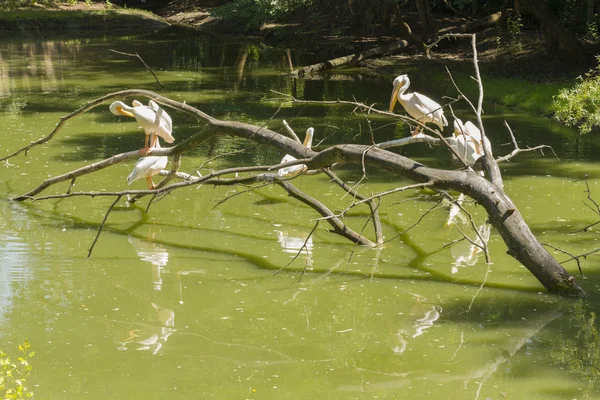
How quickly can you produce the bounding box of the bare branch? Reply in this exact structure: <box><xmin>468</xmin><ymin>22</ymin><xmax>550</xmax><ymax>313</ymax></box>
<box><xmin>340</xmin><ymin>182</ymin><xmax>434</xmax><ymax>217</ymax></box>
<box><xmin>495</xmin><ymin>121</ymin><xmax>559</xmax><ymax>163</ymax></box>
<box><xmin>278</xmin><ymin>180</ymin><xmax>375</xmax><ymax>246</ymax></box>
<box><xmin>274</xmin><ymin>220</ymin><xmax>320</xmax><ymax>282</ymax></box>
<box><xmin>282</xmin><ymin>120</ymin><xmax>302</xmax><ymax>143</ymax></box>
<box><xmin>324</xmin><ymin>169</ymin><xmax>384</xmax><ymax>244</ymax></box>
<box><xmin>109</xmin><ymin>49</ymin><xmax>164</xmax><ymax>88</ymax></box>
<box><xmin>88</xmin><ymin>195</ymin><xmax>122</xmax><ymax>257</ymax></box>
<box><xmin>376</xmin><ymin>134</ymin><xmax>441</xmax><ymax>149</ymax></box>
<box><xmin>541</xmin><ymin>243</ymin><xmax>586</xmax><ymax>277</ymax></box>
<box><xmin>212</xmin><ymin>182</ymin><xmax>273</xmax><ymax>209</ymax></box>
<box><xmin>384</xmin><ymin>198</ymin><xmax>445</xmax><ymax>244</ymax></box>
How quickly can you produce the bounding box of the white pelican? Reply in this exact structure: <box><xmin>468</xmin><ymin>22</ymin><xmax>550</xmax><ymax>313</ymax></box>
<box><xmin>389</xmin><ymin>74</ymin><xmax>447</xmax><ymax>136</ymax></box>
<box><xmin>450</xmin><ymin>118</ymin><xmax>491</xmax><ymax>165</ymax></box>
<box><xmin>127</xmin><ymin>135</ymin><xmax>168</xmax><ymax>189</ymax></box>
<box><xmin>445</xmin><ymin>119</ymin><xmax>490</xmax><ymax>226</ymax></box>
<box><xmin>110</xmin><ymin>99</ymin><xmax>175</xmax><ymax>154</ymax></box>
<box><xmin>277</xmin><ymin>127</ymin><xmax>314</xmax><ymax>178</ymax></box>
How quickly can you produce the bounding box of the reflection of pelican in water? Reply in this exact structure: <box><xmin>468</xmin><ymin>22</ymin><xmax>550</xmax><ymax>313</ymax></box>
<box><xmin>451</xmin><ymin>222</ymin><xmax>492</xmax><ymax>273</ymax></box>
<box><xmin>276</xmin><ymin>230</ymin><xmax>313</xmax><ymax>266</ymax></box>
<box><xmin>393</xmin><ymin>299</ymin><xmax>442</xmax><ymax>355</ymax></box>
<box><xmin>128</xmin><ymin>235</ymin><xmax>169</xmax><ymax>291</ymax></box>
<box><xmin>117</xmin><ymin>303</ymin><xmax>175</xmax><ymax>355</ymax></box>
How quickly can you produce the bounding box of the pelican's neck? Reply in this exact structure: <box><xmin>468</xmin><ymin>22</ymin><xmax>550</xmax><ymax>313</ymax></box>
<box><xmin>397</xmin><ymin>78</ymin><xmax>410</xmax><ymax>102</ymax></box>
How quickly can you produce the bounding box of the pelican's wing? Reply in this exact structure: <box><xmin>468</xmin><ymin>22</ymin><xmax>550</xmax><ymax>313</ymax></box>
<box><xmin>277</xmin><ymin>154</ymin><xmax>306</xmax><ymax>177</ymax></box>
<box><xmin>128</xmin><ymin>156</ymin><xmax>164</xmax><ymax>185</ymax></box>
<box><xmin>149</xmin><ymin>100</ymin><xmax>173</xmax><ymax>132</ymax></box>
<box><xmin>464</xmin><ymin>121</ymin><xmax>482</xmax><ymax>140</ymax></box>
<box><xmin>411</xmin><ymin>93</ymin><xmax>447</xmax><ymax>126</ymax></box>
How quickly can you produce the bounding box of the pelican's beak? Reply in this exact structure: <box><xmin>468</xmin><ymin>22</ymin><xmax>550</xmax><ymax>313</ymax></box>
<box><xmin>116</xmin><ymin>106</ymin><xmax>135</xmax><ymax>118</ymax></box>
<box><xmin>303</xmin><ymin>128</ymin><xmax>313</xmax><ymax>147</ymax></box>
<box><xmin>389</xmin><ymin>84</ymin><xmax>400</xmax><ymax>112</ymax></box>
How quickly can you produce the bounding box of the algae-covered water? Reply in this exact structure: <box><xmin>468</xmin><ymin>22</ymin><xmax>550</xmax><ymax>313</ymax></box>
<box><xmin>1</xmin><ymin>31</ymin><xmax>600</xmax><ymax>399</ymax></box>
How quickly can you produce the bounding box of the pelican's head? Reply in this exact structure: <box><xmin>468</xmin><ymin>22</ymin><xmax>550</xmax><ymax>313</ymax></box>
<box><xmin>148</xmin><ymin>100</ymin><xmax>159</xmax><ymax>111</ymax></box>
<box><xmin>109</xmin><ymin>101</ymin><xmax>135</xmax><ymax>118</ymax></box>
<box><xmin>303</xmin><ymin>127</ymin><xmax>314</xmax><ymax>149</ymax></box>
<box><xmin>389</xmin><ymin>74</ymin><xmax>409</xmax><ymax>112</ymax></box>
<box><xmin>453</xmin><ymin>118</ymin><xmax>466</xmax><ymax>137</ymax></box>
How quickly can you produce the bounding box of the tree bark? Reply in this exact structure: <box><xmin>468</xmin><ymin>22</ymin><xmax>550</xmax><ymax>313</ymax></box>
<box><xmin>472</xmin><ymin>0</ymin><xmax>479</xmax><ymax>18</ymax></box>
<box><xmin>415</xmin><ymin>0</ymin><xmax>437</xmax><ymax>40</ymax></box>
<box><xmin>588</xmin><ymin>0</ymin><xmax>595</xmax><ymax>25</ymax></box>
<box><xmin>522</xmin><ymin>0</ymin><xmax>589</xmax><ymax>60</ymax></box>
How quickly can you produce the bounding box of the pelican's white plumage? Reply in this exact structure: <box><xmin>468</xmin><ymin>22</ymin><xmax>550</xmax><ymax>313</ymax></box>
<box><xmin>389</xmin><ymin>75</ymin><xmax>447</xmax><ymax>135</ymax></box>
<box><xmin>277</xmin><ymin>127</ymin><xmax>314</xmax><ymax>178</ymax></box>
<box><xmin>450</xmin><ymin>118</ymin><xmax>491</xmax><ymax>165</ymax></box>
<box><xmin>110</xmin><ymin>100</ymin><xmax>175</xmax><ymax>154</ymax></box>
<box><xmin>127</xmin><ymin>136</ymin><xmax>168</xmax><ymax>189</ymax></box>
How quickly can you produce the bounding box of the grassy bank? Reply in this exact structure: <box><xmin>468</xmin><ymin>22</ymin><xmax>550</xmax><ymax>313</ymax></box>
<box><xmin>0</xmin><ymin>8</ymin><xmax>168</xmax><ymax>32</ymax></box>
<box><xmin>456</xmin><ymin>72</ymin><xmax>568</xmax><ymax>116</ymax></box>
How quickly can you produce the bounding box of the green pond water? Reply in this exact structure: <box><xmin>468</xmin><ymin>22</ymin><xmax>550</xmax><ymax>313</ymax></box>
<box><xmin>1</xmin><ymin>31</ymin><xmax>600</xmax><ymax>399</ymax></box>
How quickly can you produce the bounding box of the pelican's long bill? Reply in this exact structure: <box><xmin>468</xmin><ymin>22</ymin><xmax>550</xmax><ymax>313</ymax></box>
<box><xmin>389</xmin><ymin>83</ymin><xmax>400</xmax><ymax>112</ymax></box>
<box><xmin>116</xmin><ymin>106</ymin><xmax>134</xmax><ymax>118</ymax></box>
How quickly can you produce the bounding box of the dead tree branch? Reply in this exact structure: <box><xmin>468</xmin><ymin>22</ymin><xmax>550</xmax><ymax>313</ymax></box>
<box><xmin>109</xmin><ymin>49</ymin><xmax>164</xmax><ymax>89</ymax></box>
<box><xmin>541</xmin><ymin>243</ymin><xmax>586</xmax><ymax>277</ymax></box>
<box><xmin>1</xmin><ymin>89</ymin><xmax>584</xmax><ymax>296</ymax></box>
<box><xmin>88</xmin><ymin>195</ymin><xmax>122</xmax><ymax>258</ymax></box>
<box><xmin>496</xmin><ymin>121</ymin><xmax>559</xmax><ymax>163</ymax></box>
<box><xmin>324</xmin><ymin>169</ymin><xmax>384</xmax><ymax>245</ymax></box>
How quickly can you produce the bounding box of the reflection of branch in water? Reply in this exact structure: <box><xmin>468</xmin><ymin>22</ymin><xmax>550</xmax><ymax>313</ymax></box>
<box><xmin>282</xmin><ymin>259</ymin><xmax>345</xmax><ymax>305</ymax></box>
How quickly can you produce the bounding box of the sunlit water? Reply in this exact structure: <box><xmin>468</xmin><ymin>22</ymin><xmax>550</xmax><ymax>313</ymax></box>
<box><xmin>1</xmin><ymin>31</ymin><xmax>600</xmax><ymax>399</ymax></box>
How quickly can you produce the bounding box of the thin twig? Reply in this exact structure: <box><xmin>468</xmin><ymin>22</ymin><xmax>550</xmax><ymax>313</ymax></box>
<box><xmin>384</xmin><ymin>198</ymin><xmax>445</xmax><ymax>243</ymax></box>
<box><xmin>541</xmin><ymin>242</ymin><xmax>588</xmax><ymax>277</ymax></box>
<box><xmin>88</xmin><ymin>195</ymin><xmax>122</xmax><ymax>257</ymax></box>
<box><xmin>109</xmin><ymin>49</ymin><xmax>164</xmax><ymax>88</ymax></box>
<box><xmin>324</xmin><ymin>169</ymin><xmax>384</xmax><ymax>244</ymax></box>
<box><xmin>282</xmin><ymin>120</ymin><xmax>302</xmax><ymax>143</ymax></box>
<box><xmin>495</xmin><ymin>121</ymin><xmax>559</xmax><ymax>163</ymax></box>
<box><xmin>274</xmin><ymin>221</ymin><xmax>320</xmax><ymax>277</ymax></box>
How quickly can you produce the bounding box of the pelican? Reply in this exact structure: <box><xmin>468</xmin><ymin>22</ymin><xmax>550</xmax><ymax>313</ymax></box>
<box><xmin>127</xmin><ymin>135</ymin><xmax>168</xmax><ymax>189</ymax></box>
<box><xmin>389</xmin><ymin>74</ymin><xmax>447</xmax><ymax>136</ymax></box>
<box><xmin>451</xmin><ymin>118</ymin><xmax>491</xmax><ymax>164</ymax></box>
<box><xmin>109</xmin><ymin>99</ymin><xmax>175</xmax><ymax>154</ymax></box>
<box><xmin>277</xmin><ymin>127</ymin><xmax>314</xmax><ymax>178</ymax></box>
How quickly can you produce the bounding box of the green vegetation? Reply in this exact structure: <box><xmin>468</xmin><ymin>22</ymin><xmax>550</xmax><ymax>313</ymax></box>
<box><xmin>211</xmin><ymin>0</ymin><xmax>312</xmax><ymax>30</ymax></box>
<box><xmin>0</xmin><ymin>341</ymin><xmax>34</xmax><ymax>400</ymax></box>
<box><xmin>478</xmin><ymin>76</ymin><xmax>566</xmax><ymax>115</ymax></box>
<box><xmin>554</xmin><ymin>57</ymin><xmax>600</xmax><ymax>134</ymax></box>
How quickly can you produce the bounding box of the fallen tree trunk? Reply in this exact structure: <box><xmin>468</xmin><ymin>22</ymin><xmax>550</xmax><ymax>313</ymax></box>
<box><xmin>6</xmin><ymin>88</ymin><xmax>585</xmax><ymax>297</ymax></box>
<box><xmin>291</xmin><ymin>41</ymin><xmax>410</xmax><ymax>77</ymax></box>
<box><xmin>290</xmin><ymin>11</ymin><xmax>503</xmax><ymax>77</ymax></box>
<box><xmin>438</xmin><ymin>11</ymin><xmax>503</xmax><ymax>34</ymax></box>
